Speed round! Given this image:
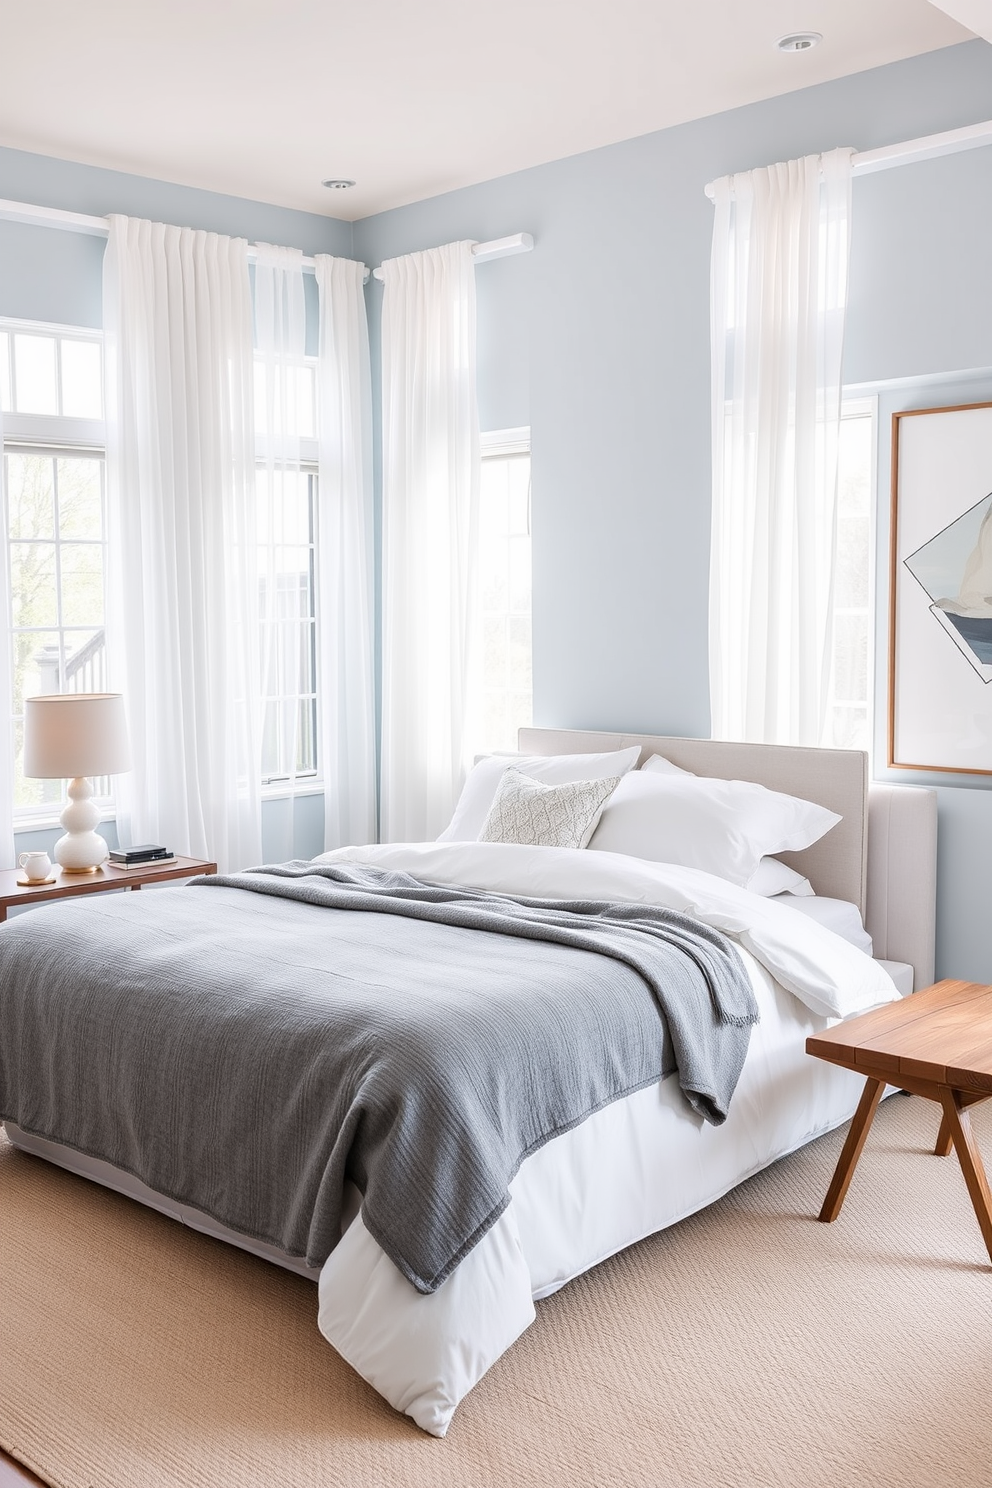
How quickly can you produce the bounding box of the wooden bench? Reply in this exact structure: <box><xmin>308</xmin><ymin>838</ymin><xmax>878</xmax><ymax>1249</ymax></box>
<box><xmin>807</xmin><ymin>979</ymin><xmax>992</xmax><ymax>1264</ymax></box>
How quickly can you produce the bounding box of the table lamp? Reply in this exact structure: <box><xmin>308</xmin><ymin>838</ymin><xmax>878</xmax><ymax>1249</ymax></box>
<box><xmin>23</xmin><ymin>693</ymin><xmax>132</xmax><ymax>873</ymax></box>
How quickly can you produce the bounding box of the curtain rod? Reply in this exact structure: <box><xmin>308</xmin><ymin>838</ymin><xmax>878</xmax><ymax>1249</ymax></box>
<box><xmin>0</xmin><ymin>196</ymin><xmax>534</xmax><ymax>278</ymax></box>
<box><xmin>370</xmin><ymin>233</ymin><xmax>533</xmax><ymax>280</ymax></box>
<box><xmin>703</xmin><ymin>116</ymin><xmax>992</xmax><ymax>199</ymax></box>
<box><xmin>0</xmin><ymin>196</ymin><xmax>335</xmax><ymax>270</ymax></box>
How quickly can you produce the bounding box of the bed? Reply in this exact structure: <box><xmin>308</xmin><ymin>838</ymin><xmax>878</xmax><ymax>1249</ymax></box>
<box><xmin>0</xmin><ymin>729</ymin><xmax>937</xmax><ymax>1436</ymax></box>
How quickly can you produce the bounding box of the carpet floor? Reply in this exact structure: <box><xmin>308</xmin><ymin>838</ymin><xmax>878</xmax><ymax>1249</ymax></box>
<box><xmin>2</xmin><ymin>1096</ymin><xmax>992</xmax><ymax>1488</ymax></box>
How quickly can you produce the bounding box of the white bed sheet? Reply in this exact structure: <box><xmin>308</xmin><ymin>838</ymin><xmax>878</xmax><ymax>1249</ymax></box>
<box><xmin>4</xmin><ymin>841</ymin><xmax>903</xmax><ymax>1437</ymax></box>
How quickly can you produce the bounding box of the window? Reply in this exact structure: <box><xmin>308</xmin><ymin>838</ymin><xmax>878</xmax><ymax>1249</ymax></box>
<box><xmin>254</xmin><ymin>355</ymin><xmax>319</xmax><ymax>787</ymax></box>
<box><xmin>0</xmin><ymin>322</ymin><xmax>321</xmax><ymax>817</ymax></box>
<box><xmin>822</xmin><ymin>398</ymin><xmax>875</xmax><ymax>752</ymax></box>
<box><xmin>473</xmin><ymin>429</ymin><xmax>532</xmax><ymax>755</ymax></box>
<box><xmin>257</xmin><ymin>465</ymin><xmax>318</xmax><ymax>783</ymax></box>
<box><xmin>0</xmin><ymin>323</ymin><xmax>102</xmax><ymax>424</ymax></box>
<box><xmin>0</xmin><ymin>322</ymin><xmax>108</xmax><ymax>816</ymax></box>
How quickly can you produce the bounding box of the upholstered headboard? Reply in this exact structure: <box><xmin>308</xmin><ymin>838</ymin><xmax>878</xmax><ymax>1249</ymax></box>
<box><xmin>517</xmin><ymin>728</ymin><xmax>937</xmax><ymax>992</ymax></box>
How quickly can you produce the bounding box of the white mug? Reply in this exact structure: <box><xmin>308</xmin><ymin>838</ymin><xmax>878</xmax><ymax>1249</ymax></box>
<box><xmin>18</xmin><ymin>850</ymin><xmax>52</xmax><ymax>882</ymax></box>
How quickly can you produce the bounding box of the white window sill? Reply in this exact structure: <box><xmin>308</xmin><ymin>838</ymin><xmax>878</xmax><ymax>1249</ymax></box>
<box><xmin>261</xmin><ymin>782</ymin><xmax>324</xmax><ymax>803</ymax></box>
<box><xmin>14</xmin><ymin>784</ymin><xmax>325</xmax><ymax>832</ymax></box>
<box><xmin>15</xmin><ymin>806</ymin><xmax>116</xmax><ymax>834</ymax></box>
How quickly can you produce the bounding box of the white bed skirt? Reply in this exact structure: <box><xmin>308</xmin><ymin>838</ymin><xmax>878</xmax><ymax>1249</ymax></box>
<box><xmin>3</xmin><ymin>953</ymin><xmax>910</xmax><ymax>1436</ymax></box>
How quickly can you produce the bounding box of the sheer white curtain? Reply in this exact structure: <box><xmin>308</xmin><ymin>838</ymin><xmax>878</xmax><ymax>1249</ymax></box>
<box><xmin>314</xmin><ymin>255</ymin><xmax>376</xmax><ymax>849</ymax></box>
<box><xmin>709</xmin><ymin>148</ymin><xmax>853</xmax><ymax>746</ymax></box>
<box><xmin>379</xmin><ymin>241</ymin><xmax>480</xmax><ymax>842</ymax></box>
<box><xmin>0</xmin><ymin>401</ymin><xmax>13</xmax><ymax>868</ymax></box>
<box><xmin>254</xmin><ymin>243</ymin><xmax>310</xmax><ymax>862</ymax></box>
<box><xmin>104</xmin><ymin>215</ymin><xmax>262</xmax><ymax>871</ymax></box>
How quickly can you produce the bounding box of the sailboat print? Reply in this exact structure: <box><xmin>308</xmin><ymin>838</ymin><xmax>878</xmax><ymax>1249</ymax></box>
<box><xmin>904</xmin><ymin>490</ymin><xmax>992</xmax><ymax>684</ymax></box>
<box><xmin>933</xmin><ymin>500</ymin><xmax>992</xmax><ymax>667</ymax></box>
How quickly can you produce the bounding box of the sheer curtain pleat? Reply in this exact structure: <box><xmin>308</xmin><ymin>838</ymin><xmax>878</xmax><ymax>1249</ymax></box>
<box><xmin>379</xmin><ymin>241</ymin><xmax>480</xmax><ymax>843</ymax></box>
<box><xmin>254</xmin><ymin>243</ymin><xmax>310</xmax><ymax>837</ymax></box>
<box><xmin>709</xmin><ymin>148</ymin><xmax>853</xmax><ymax>746</ymax></box>
<box><xmin>104</xmin><ymin>215</ymin><xmax>262</xmax><ymax>871</ymax></box>
<box><xmin>0</xmin><ymin>402</ymin><xmax>14</xmax><ymax>867</ymax></box>
<box><xmin>314</xmin><ymin>255</ymin><xmax>376</xmax><ymax>849</ymax></box>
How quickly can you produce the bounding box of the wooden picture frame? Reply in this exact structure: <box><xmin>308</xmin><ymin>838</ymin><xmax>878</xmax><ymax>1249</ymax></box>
<box><xmin>889</xmin><ymin>400</ymin><xmax>992</xmax><ymax>775</ymax></box>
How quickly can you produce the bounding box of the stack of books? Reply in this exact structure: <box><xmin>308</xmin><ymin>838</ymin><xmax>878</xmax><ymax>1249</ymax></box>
<box><xmin>108</xmin><ymin>844</ymin><xmax>177</xmax><ymax>868</ymax></box>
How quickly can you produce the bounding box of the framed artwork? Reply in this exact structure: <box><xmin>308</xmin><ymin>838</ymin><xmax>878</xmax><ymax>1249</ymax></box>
<box><xmin>889</xmin><ymin>401</ymin><xmax>992</xmax><ymax>774</ymax></box>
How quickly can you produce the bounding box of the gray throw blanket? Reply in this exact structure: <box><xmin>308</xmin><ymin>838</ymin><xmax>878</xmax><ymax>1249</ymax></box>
<box><xmin>0</xmin><ymin>861</ymin><xmax>757</xmax><ymax>1293</ymax></box>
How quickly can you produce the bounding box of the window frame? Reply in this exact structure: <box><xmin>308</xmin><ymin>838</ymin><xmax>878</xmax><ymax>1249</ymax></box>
<box><xmin>5</xmin><ymin>444</ymin><xmax>111</xmax><ymax>826</ymax></box>
<box><xmin>2</xmin><ymin>319</ymin><xmax>110</xmax><ymax>829</ymax></box>
<box><xmin>481</xmin><ymin>426</ymin><xmax>530</xmax><ymax>460</ymax></box>
<box><xmin>254</xmin><ymin>351</ymin><xmax>322</xmax><ymax>799</ymax></box>
<box><xmin>474</xmin><ymin>425</ymin><xmax>533</xmax><ymax>758</ymax></box>
<box><xmin>256</xmin><ymin>459</ymin><xmax>321</xmax><ymax>796</ymax></box>
<box><xmin>0</xmin><ymin>318</ymin><xmax>105</xmax><ymax>450</ymax></box>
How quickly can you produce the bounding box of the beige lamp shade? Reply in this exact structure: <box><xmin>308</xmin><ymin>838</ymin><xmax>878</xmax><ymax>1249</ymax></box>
<box><xmin>23</xmin><ymin>693</ymin><xmax>131</xmax><ymax>779</ymax></box>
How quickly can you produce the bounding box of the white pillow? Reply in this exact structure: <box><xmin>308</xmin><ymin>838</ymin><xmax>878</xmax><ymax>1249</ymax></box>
<box><xmin>479</xmin><ymin>768</ymin><xmax>622</xmax><ymax>849</ymax></box>
<box><xmin>641</xmin><ymin>755</ymin><xmax>821</xmax><ymax>894</ymax></box>
<box><xmin>746</xmin><ymin>856</ymin><xmax>815</xmax><ymax>898</ymax></box>
<box><xmin>438</xmin><ymin>746</ymin><xmax>640</xmax><ymax>842</ymax></box>
<box><xmin>587</xmin><ymin>769</ymin><xmax>840</xmax><ymax>888</ymax></box>
<box><xmin>640</xmin><ymin>753</ymin><xmax>692</xmax><ymax>776</ymax></box>
<box><xmin>773</xmin><ymin>893</ymin><xmax>873</xmax><ymax>955</ymax></box>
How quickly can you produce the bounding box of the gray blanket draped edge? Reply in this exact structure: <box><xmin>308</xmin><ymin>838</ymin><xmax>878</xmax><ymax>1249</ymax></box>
<box><xmin>0</xmin><ymin>861</ymin><xmax>757</xmax><ymax>1294</ymax></box>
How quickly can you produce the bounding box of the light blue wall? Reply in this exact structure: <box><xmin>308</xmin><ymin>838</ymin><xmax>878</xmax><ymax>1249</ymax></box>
<box><xmin>356</xmin><ymin>41</ymin><xmax>992</xmax><ymax>740</ymax></box>
<box><xmin>0</xmin><ymin>145</ymin><xmax>354</xmax><ymax>343</ymax></box>
<box><xmin>355</xmin><ymin>40</ymin><xmax>992</xmax><ymax>980</ymax></box>
<box><xmin>5</xmin><ymin>45</ymin><xmax>992</xmax><ymax>971</ymax></box>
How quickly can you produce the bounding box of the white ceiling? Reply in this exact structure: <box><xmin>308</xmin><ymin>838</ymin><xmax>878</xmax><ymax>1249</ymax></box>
<box><xmin>0</xmin><ymin>0</ymin><xmax>975</xmax><ymax>221</ymax></box>
<box><xmin>928</xmin><ymin>0</ymin><xmax>992</xmax><ymax>40</ymax></box>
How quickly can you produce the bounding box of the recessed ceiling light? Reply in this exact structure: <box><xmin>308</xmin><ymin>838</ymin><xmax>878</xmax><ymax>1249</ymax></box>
<box><xmin>776</xmin><ymin>31</ymin><xmax>822</xmax><ymax>51</ymax></box>
<box><xmin>322</xmin><ymin>179</ymin><xmax>356</xmax><ymax>190</ymax></box>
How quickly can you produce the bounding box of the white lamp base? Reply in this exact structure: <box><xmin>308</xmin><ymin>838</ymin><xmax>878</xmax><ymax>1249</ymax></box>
<box><xmin>54</xmin><ymin>776</ymin><xmax>109</xmax><ymax>874</ymax></box>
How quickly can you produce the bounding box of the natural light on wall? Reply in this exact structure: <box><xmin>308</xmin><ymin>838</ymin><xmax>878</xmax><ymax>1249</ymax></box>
<box><xmin>472</xmin><ymin>430</ymin><xmax>532</xmax><ymax>755</ymax></box>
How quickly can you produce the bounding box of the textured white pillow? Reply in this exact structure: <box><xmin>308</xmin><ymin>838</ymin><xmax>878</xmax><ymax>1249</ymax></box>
<box><xmin>745</xmin><ymin>856</ymin><xmax>815</xmax><ymax>898</ymax></box>
<box><xmin>438</xmin><ymin>746</ymin><xmax>640</xmax><ymax>842</ymax></box>
<box><xmin>587</xmin><ymin>769</ymin><xmax>840</xmax><ymax>887</ymax></box>
<box><xmin>479</xmin><ymin>768</ymin><xmax>622</xmax><ymax>849</ymax></box>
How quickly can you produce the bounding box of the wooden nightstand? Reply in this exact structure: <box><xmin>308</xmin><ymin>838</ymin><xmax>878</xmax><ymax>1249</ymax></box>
<box><xmin>0</xmin><ymin>855</ymin><xmax>217</xmax><ymax>922</ymax></box>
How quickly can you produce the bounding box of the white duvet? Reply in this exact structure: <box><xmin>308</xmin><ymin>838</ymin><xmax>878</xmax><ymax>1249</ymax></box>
<box><xmin>314</xmin><ymin>842</ymin><xmax>898</xmax><ymax>1435</ymax></box>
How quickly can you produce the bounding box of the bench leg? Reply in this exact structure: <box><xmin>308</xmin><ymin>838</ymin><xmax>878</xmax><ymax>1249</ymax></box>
<box><xmin>938</xmin><ymin>1087</ymin><xmax>992</xmax><ymax>1266</ymax></box>
<box><xmin>935</xmin><ymin>1091</ymin><xmax>988</xmax><ymax>1156</ymax></box>
<box><xmin>818</xmin><ymin>1077</ymin><xmax>886</xmax><ymax>1224</ymax></box>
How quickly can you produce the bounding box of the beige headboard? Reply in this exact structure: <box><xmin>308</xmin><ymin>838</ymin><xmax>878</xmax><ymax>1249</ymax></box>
<box><xmin>517</xmin><ymin>728</ymin><xmax>938</xmax><ymax>992</ymax></box>
<box><xmin>518</xmin><ymin>728</ymin><xmax>869</xmax><ymax>910</ymax></box>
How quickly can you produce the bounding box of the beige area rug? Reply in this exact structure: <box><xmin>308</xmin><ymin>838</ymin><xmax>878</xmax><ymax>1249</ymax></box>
<box><xmin>3</xmin><ymin>1097</ymin><xmax>992</xmax><ymax>1488</ymax></box>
